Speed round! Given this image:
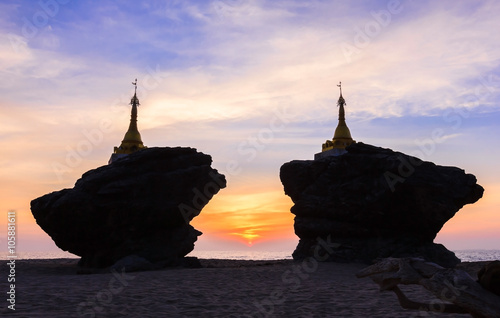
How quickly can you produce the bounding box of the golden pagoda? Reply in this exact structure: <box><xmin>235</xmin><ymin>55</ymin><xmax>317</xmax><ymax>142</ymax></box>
<box><xmin>315</xmin><ymin>82</ymin><xmax>355</xmax><ymax>159</ymax></box>
<box><xmin>108</xmin><ymin>79</ymin><xmax>147</xmax><ymax>164</ymax></box>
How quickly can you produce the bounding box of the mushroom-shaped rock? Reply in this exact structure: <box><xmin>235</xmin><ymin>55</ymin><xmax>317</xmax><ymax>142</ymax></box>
<box><xmin>31</xmin><ymin>147</ymin><xmax>226</xmax><ymax>268</ymax></box>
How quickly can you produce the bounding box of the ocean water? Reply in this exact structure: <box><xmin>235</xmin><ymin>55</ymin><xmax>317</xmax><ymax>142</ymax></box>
<box><xmin>453</xmin><ymin>250</ymin><xmax>500</xmax><ymax>262</ymax></box>
<box><xmin>1</xmin><ymin>249</ymin><xmax>499</xmax><ymax>262</ymax></box>
<box><xmin>187</xmin><ymin>250</ymin><xmax>294</xmax><ymax>260</ymax></box>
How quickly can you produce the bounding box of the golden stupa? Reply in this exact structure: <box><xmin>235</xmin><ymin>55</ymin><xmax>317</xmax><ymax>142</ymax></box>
<box><xmin>315</xmin><ymin>82</ymin><xmax>355</xmax><ymax>159</ymax></box>
<box><xmin>108</xmin><ymin>79</ymin><xmax>147</xmax><ymax>164</ymax></box>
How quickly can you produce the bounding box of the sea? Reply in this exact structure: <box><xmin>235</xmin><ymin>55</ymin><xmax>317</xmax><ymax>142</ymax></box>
<box><xmin>1</xmin><ymin>249</ymin><xmax>499</xmax><ymax>262</ymax></box>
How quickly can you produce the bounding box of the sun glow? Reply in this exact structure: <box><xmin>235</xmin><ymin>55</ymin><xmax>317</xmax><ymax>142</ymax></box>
<box><xmin>230</xmin><ymin>230</ymin><xmax>262</xmax><ymax>246</ymax></box>
<box><xmin>191</xmin><ymin>186</ymin><xmax>295</xmax><ymax>246</ymax></box>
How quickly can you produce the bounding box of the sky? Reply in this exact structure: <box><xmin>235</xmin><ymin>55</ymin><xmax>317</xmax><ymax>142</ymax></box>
<box><xmin>0</xmin><ymin>0</ymin><xmax>499</xmax><ymax>257</ymax></box>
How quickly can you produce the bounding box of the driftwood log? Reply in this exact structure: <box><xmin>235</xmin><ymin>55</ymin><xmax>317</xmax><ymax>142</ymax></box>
<box><xmin>356</xmin><ymin>258</ymin><xmax>500</xmax><ymax>318</ymax></box>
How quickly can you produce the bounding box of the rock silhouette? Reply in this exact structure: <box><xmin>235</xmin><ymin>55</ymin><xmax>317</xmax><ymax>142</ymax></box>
<box><xmin>357</xmin><ymin>257</ymin><xmax>500</xmax><ymax>316</ymax></box>
<box><xmin>280</xmin><ymin>143</ymin><xmax>484</xmax><ymax>267</ymax></box>
<box><xmin>478</xmin><ymin>261</ymin><xmax>500</xmax><ymax>296</ymax></box>
<box><xmin>31</xmin><ymin>147</ymin><xmax>226</xmax><ymax>269</ymax></box>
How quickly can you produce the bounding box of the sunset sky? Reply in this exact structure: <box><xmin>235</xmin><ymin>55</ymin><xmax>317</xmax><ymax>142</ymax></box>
<box><xmin>1</xmin><ymin>0</ymin><xmax>499</xmax><ymax>256</ymax></box>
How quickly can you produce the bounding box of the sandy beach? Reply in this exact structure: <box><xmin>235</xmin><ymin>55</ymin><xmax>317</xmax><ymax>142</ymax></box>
<box><xmin>1</xmin><ymin>258</ymin><xmax>487</xmax><ymax>317</ymax></box>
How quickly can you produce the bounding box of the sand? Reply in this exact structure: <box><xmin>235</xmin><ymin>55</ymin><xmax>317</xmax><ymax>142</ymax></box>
<box><xmin>1</xmin><ymin>258</ymin><xmax>483</xmax><ymax>317</ymax></box>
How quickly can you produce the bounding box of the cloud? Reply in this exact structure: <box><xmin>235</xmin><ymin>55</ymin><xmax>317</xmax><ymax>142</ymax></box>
<box><xmin>4</xmin><ymin>0</ymin><xmax>499</xmax><ymax>121</ymax></box>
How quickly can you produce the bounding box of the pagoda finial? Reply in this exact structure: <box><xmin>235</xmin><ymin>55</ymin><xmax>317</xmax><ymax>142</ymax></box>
<box><xmin>337</xmin><ymin>81</ymin><xmax>345</xmax><ymax>107</ymax></box>
<box><xmin>132</xmin><ymin>78</ymin><xmax>137</xmax><ymax>92</ymax></box>
<box><xmin>130</xmin><ymin>78</ymin><xmax>140</xmax><ymax>106</ymax></box>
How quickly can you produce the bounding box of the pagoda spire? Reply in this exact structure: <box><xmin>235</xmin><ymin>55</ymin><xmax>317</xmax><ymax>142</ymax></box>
<box><xmin>122</xmin><ymin>79</ymin><xmax>142</xmax><ymax>144</ymax></box>
<box><xmin>332</xmin><ymin>81</ymin><xmax>352</xmax><ymax>141</ymax></box>
<box><xmin>316</xmin><ymin>81</ymin><xmax>355</xmax><ymax>158</ymax></box>
<box><xmin>109</xmin><ymin>79</ymin><xmax>147</xmax><ymax>164</ymax></box>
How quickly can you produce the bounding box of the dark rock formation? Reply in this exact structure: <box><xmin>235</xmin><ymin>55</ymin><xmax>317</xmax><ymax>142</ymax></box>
<box><xmin>31</xmin><ymin>147</ymin><xmax>226</xmax><ymax>269</ymax></box>
<box><xmin>280</xmin><ymin>143</ymin><xmax>484</xmax><ymax>267</ymax></box>
<box><xmin>358</xmin><ymin>258</ymin><xmax>500</xmax><ymax>317</ymax></box>
<box><xmin>478</xmin><ymin>261</ymin><xmax>500</xmax><ymax>296</ymax></box>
